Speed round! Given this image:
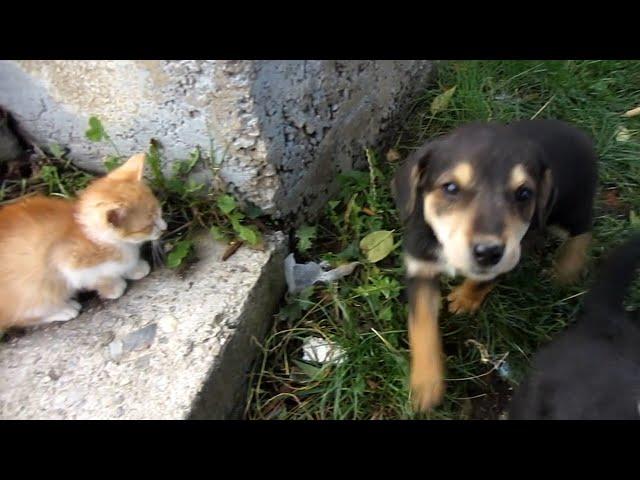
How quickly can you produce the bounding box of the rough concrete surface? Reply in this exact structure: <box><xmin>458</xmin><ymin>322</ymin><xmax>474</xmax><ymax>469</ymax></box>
<box><xmin>0</xmin><ymin>60</ymin><xmax>434</xmax><ymax>222</ymax></box>
<box><xmin>0</xmin><ymin>233</ymin><xmax>287</xmax><ymax>420</ymax></box>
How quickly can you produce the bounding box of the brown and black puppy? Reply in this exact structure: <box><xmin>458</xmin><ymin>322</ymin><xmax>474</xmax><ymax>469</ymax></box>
<box><xmin>392</xmin><ymin>119</ymin><xmax>598</xmax><ymax>411</ymax></box>
<box><xmin>509</xmin><ymin>234</ymin><xmax>640</xmax><ymax>420</ymax></box>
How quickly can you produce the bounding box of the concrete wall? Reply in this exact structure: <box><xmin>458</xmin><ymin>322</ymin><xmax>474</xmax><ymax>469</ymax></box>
<box><xmin>0</xmin><ymin>60</ymin><xmax>434</xmax><ymax>223</ymax></box>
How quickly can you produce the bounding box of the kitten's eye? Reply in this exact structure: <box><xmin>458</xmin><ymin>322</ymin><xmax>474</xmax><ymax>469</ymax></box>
<box><xmin>442</xmin><ymin>182</ymin><xmax>459</xmax><ymax>196</ymax></box>
<box><xmin>515</xmin><ymin>186</ymin><xmax>533</xmax><ymax>202</ymax></box>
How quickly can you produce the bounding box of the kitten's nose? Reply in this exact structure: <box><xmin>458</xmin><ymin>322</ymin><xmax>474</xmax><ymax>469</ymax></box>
<box><xmin>473</xmin><ymin>243</ymin><xmax>505</xmax><ymax>267</ymax></box>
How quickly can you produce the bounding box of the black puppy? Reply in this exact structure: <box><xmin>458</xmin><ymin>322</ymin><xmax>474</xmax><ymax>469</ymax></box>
<box><xmin>392</xmin><ymin>119</ymin><xmax>598</xmax><ymax>411</ymax></box>
<box><xmin>509</xmin><ymin>234</ymin><xmax>640</xmax><ymax>420</ymax></box>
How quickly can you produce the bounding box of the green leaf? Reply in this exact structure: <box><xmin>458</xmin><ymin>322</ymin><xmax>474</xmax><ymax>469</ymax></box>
<box><xmin>430</xmin><ymin>85</ymin><xmax>457</xmax><ymax>115</ymax></box>
<box><xmin>244</xmin><ymin>202</ymin><xmax>264</xmax><ymax>219</ymax></box>
<box><xmin>296</xmin><ymin>225</ymin><xmax>317</xmax><ymax>252</ymax></box>
<box><xmin>379</xmin><ymin>306</ymin><xmax>393</xmax><ymax>323</ymax></box>
<box><xmin>185</xmin><ymin>149</ymin><xmax>200</xmax><ymax>173</ymax></box>
<box><xmin>292</xmin><ymin>360</ymin><xmax>322</xmax><ymax>380</ymax></box>
<box><xmin>166</xmin><ymin>240</ymin><xmax>193</xmax><ymax>269</ymax></box>
<box><xmin>336</xmin><ymin>241</ymin><xmax>360</xmax><ymax>261</ymax></box>
<box><xmin>359</xmin><ymin>230</ymin><xmax>395</xmax><ymax>263</ymax></box>
<box><xmin>167</xmin><ymin>178</ymin><xmax>186</xmax><ymax>195</ymax></box>
<box><xmin>103</xmin><ymin>155</ymin><xmax>123</xmax><ymax>172</ymax></box>
<box><xmin>327</xmin><ymin>200</ymin><xmax>340</xmax><ymax>211</ymax></box>
<box><xmin>147</xmin><ymin>143</ymin><xmax>165</xmax><ymax>186</ymax></box>
<box><xmin>631</xmin><ymin>210</ymin><xmax>640</xmax><ymax>229</ymax></box>
<box><xmin>172</xmin><ymin>150</ymin><xmax>201</xmax><ymax>177</ymax></box>
<box><xmin>228</xmin><ymin>211</ymin><xmax>245</xmax><ymax>225</ymax></box>
<box><xmin>49</xmin><ymin>143</ymin><xmax>65</xmax><ymax>160</ymax></box>
<box><xmin>217</xmin><ymin>194</ymin><xmax>237</xmax><ymax>214</ymax></box>
<box><xmin>235</xmin><ymin>224</ymin><xmax>260</xmax><ymax>246</ymax></box>
<box><xmin>210</xmin><ymin>225</ymin><xmax>227</xmax><ymax>241</ymax></box>
<box><xmin>85</xmin><ymin>116</ymin><xmax>107</xmax><ymax>142</ymax></box>
<box><xmin>184</xmin><ymin>179</ymin><xmax>205</xmax><ymax>194</ymax></box>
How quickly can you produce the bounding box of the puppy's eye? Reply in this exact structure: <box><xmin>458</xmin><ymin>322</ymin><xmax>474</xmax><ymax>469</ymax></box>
<box><xmin>515</xmin><ymin>186</ymin><xmax>533</xmax><ymax>202</ymax></box>
<box><xmin>442</xmin><ymin>182</ymin><xmax>459</xmax><ymax>196</ymax></box>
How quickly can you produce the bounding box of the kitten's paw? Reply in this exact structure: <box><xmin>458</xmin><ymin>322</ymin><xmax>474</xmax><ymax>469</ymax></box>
<box><xmin>41</xmin><ymin>302</ymin><xmax>81</xmax><ymax>324</ymax></box>
<box><xmin>98</xmin><ymin>278</ymin><xmax>127</xmax><ymax>300</ymax></box>
<box><xmin>125</xmin><ymin>260</ymin><xmax>151</xmax><ymax>280</ymax></box>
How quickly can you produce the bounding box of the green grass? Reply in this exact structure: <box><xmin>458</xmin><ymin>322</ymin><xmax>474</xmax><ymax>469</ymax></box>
<box><xmin>246</xmin><ymin>60</ymin><xmax>640</xmax><ymax>420</ymax></box>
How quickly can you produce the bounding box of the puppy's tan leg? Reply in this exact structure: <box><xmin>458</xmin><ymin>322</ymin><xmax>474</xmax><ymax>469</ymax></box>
<box><xmin>408</xmin><ymin>277</ymin><xmax>445</xmax><ymax>412</ymax></box>
<box><xmin>447</xmin><ymin>279</ymin><xmax>495</xmax><ymax>315</ymax></box>
<box><xmin>553</xmin><ymin>232</ymin><xmax>592</xmax><ymax>284</ymax></box>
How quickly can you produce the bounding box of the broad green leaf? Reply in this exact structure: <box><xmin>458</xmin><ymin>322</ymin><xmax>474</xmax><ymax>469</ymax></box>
<box><xmin>217</xmin><ymin>194</ymin><xmax>236</xmax><ymax>214</ymax></box>
<box><xmin>430</xmin><ymin>85</ymin><xmax>457</xmax><ymax>115</ymax></box>
<box><xmin>85</xmin><ymin>116</ymin><xmax>107</xmax><ymax>142</ymax></box>
<box><xmin>296</xmin><ymin>225</ymin><xmax>317</xmax><ymax>252</ymax></box>
<box><xmin>360</xmin><ymin>230</ymin><xmax>394</xmax><ymax>263</ymax></box>
<box><xmin>210</xmin><ymin>225</ymin><xmax>227</xmax><ymax>241</ymax></box>
<box><xmin>631</xmin><ymin>210</ymin><xmax>640</xmax><ymax>229</ymax></box>
<box><xmin>166</xmin><ymin>240</ymin><xmax>193</xmax><ymax>269</ymax></box>
<box><xmin>235</xmin><ymin>224</ymin><xmax>260</xmax><ymax>246</ymax></box>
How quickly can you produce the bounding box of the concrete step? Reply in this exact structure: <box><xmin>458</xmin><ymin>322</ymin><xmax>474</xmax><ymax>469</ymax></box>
<box><xmin>0</xmin><ymin>232</ymin><xmax>287</xmax><ymax>419</ymax></box>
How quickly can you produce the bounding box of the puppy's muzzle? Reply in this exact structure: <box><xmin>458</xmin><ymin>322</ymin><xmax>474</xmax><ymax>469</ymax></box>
<box><xmin>472</xmin><ymin>242</ymin><xmax>505</xmax><ymax>267</ymax></box>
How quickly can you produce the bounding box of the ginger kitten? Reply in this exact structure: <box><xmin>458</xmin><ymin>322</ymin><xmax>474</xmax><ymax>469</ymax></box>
<box><xmin>0</xmin><ymin>153</ymin><xmax>167</xmax><ymax>330</ymax></box>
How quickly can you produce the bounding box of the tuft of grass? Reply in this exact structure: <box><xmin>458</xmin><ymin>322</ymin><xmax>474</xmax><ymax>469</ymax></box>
<box><xmin>246</xmin><ymin>60</ymin><xmax>640</xmax><ymax>420</ymax></box>
<box><xmin>82</xmin><ymin>118</ymin><xmax>268</xmax><ymax>269</ymax></box>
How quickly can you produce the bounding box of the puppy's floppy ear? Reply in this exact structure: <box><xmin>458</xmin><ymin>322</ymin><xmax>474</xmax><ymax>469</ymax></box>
<box><xmin>536</xmin><ymin>167</ymin><xmax>557</xmax><ymax>229</ymax></box>
<box><xmin>392</xmin><ymin>142</ymin><xmax>433</xmax><ymax>222</ymax></box>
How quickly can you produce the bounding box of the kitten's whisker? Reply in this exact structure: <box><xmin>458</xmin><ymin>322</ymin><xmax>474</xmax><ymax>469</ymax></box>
<box><xmin>151</xmin><ymin>240</ymin><xmax>166</xmax><ymax>268</ymax></box>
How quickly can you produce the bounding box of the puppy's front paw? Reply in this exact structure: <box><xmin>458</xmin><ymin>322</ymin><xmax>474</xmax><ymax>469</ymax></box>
<box><xmin>125</xmin><ymin>260</ymin><xmax>151</xmax><ymax>280</ymax></box>
<box><xmin>410</xmin><ymin>361</ymin><xmax>445</xmax><ymax>413</ymax></box>
<box><xmin>447</xmin><ymin>283</ymin><xmax>490</xmax><ymax>315</ymax></box>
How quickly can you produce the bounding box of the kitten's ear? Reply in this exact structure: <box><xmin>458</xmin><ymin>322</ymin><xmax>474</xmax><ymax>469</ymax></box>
<box><xmin>109</xmin><ymin>153</ymin><xmax>146</xmax><ymax>182</ymax></box>
<box><xmin>106</xmin><ymin>206</ymin><xmax>127</xmax><ymax>227</ymax></box>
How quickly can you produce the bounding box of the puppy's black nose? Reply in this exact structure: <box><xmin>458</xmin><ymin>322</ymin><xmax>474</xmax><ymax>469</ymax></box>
<box><xmin>473</xmin><ymin>243</ymin><xmax>505</xmax><ymax>267</ymax></box>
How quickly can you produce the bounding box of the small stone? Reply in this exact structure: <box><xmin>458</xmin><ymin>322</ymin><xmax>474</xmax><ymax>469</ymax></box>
<box><xmin>121</xmin><ymin>323</ymin><xmax>157</xmax><ymax>353</ymax></box>
<box><xmin>108</xmin><ymin>340</ymin><xmax>124</xmax><ymax>362</ymax></box>
<box><xmin>158</xmin><ymin>316</ymin><xmax>178</xmax><ymax>333</ymax></box>
<box><xmin>233</xmin><ymin>137</ymin><xmax>256</xmax><ymax>149</ymax></box>
<box><xmin>100</xmin><ymin>331</ymin><xmax>116</xmax><ymax>346</ymax></box>
<box><xmin>135</xmin><ymin>355</ymin><xmax>151</xmax><ymax>369</ymax></box>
